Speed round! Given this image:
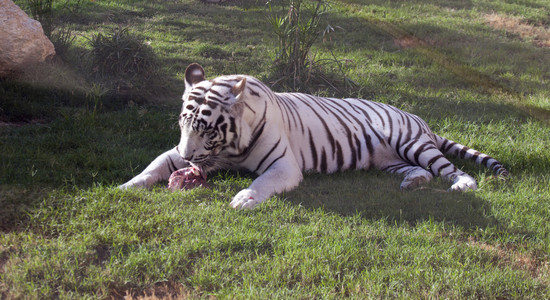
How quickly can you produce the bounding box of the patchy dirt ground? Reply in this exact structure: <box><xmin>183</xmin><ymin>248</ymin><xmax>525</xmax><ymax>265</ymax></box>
<box><xmin>484</xmin><ymin>13</ymin><xmax>550</xmax><ymax>48</ymax></box>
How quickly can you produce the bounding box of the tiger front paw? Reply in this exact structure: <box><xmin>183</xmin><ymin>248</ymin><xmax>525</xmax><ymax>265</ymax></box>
<box><xmin>230</xmin><ymin>189</ymin><xmax>262</xmax><ymax>210</ymax></box>
<box><xmin>118</xmin><ymin>174</ymin><xmax>153</xmax><ymax>190</ymax></box>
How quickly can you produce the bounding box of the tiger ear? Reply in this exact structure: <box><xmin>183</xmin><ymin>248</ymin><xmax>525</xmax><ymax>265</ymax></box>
<box><xmin>184</xmin><ymin>63</ymin><xmax>205</xmax><ymax>88</ymax></box>
<box><xmin>231</xmin><ymin>77</ymin><xmax>247</xmax><ymax>99</ymax></box>
<box><xmin>229</xmin><ymin>78</ymin><xmax>247</xmax><ymax>116</ymax></box>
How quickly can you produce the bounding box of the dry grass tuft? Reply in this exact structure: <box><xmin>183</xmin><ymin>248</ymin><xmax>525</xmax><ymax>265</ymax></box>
<box><xmin>393</xmin><ymin>36</ymin><xmax>438</xmax><ymax>49</ymax></box>
<box><xmin>466</xmin><ymin>237</ymin><xmax>550</xmax><ymax>282</ymax></box>
<box><xmin>484</xmin><ymin>13</ymin><xmax>550</xmax><ymax>48</ymax></box>
<box><xmin>114</xmin><ymin>281</ymin><xmax>215</xmax><ymax>300</ymax></box>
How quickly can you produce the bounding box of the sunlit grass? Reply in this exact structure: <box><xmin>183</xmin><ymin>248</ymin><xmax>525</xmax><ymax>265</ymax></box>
<box><xmin>2</xmin><ymin>0</ymin><xmax>550</xmax><ymax>298</ymax></box>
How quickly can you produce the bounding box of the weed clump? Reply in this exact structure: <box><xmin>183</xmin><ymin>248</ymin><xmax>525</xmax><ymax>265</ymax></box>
<box><xmin>266</xmin><ymin>0</ymin><xmax>354</xmax><ymax>96</ymax></box>
<box><xmin>89</xmin><ymin>28</ymin><xmax>158</xmax><ymax>78</ymax></box>
<box><xmin>193</xmin><ymin>44</ymin><xmax>230</xmax><ymax>59</ymax></box>
<box><xmin>22</xmin><ymin>0</ymin><xmax>80</xmax><ymax>60</ymax></box>
<box><xmin>267</xmin><ymin>0</ymin><xmax>329</xmax><ymax>84</ymax></box>
<box><xmin>90</xmin><ymin>28</ymin><xmax>158</xmax><ymax>77</ymax></box>
<box><xmin>24</xmin><ymin>0</ymin><xmax>56</xmax><ymax>37</ymax></box>
<box><xmin>88</xmin><ymin>27</ymin><xmax>161</xmax><ymax>99</ymax></box>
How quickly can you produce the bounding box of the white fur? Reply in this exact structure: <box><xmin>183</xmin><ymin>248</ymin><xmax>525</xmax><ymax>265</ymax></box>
<box><xmin>119</xmin><ymin>64</ymin><xmax>507</xmax><ymax>210</ymax></box>
<box><xmin>450</xmin><ymin>174</ymin><xmax>477</xmax><ymax>191</ymax></box>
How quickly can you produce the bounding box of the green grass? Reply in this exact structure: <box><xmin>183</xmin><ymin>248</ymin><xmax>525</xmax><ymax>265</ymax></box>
<box><xmin>2</xmin><ymin>0</ymin><xmax>550</xmax><ymax>298</ymax></box>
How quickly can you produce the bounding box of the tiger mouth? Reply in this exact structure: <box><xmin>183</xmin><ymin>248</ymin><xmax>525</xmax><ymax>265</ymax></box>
<box><xmin>189</xmin><ymin>155</ymin><xmax>210</xmax><ymax>164</ymax></box>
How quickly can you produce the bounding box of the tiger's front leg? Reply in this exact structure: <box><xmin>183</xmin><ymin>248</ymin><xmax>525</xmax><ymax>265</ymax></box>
<box><xmin>119</xmin><ymin>148</ymin><xmax>189</xmax><ymax>189</ymax></box>
<box><xmin>230</xmin><ymin>157</ymin><xmax>303</xmax><ymax>209</ymax></box>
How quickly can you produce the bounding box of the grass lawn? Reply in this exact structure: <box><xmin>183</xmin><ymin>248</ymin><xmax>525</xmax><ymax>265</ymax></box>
<box><xmin>1</xmin><ymin>0</ymin><xmax>550</xmax><ymax>298</ymax></box>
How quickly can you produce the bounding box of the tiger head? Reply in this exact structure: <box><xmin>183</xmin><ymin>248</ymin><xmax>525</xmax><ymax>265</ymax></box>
<box><xmin>177</xmin><ymin>63</ymin><xmax>252</xmax><ymax>170</ymax></box>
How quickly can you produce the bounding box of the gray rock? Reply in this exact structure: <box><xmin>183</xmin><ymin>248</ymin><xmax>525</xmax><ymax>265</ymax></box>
<box><xmin>0</xmin><ymin>0</ymin><xmax>56</xmax><ymax>76</ymax></box>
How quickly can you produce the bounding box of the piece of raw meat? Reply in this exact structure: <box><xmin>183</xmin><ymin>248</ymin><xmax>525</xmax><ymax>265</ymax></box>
<box><xmin>167</xmin><ymin>167</ymin><xmax>209</xmax><ymax>191</ymax></box>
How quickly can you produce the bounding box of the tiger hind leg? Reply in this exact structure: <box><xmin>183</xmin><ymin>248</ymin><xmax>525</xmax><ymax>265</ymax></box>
<box><xmin>385</xmin><ymin>140</ymin><xmax>478</xmax><ymax>191</ymax></box>
<box><xmin>383</xmin><ymin>162</ymin><xmax>434</xmax><ymax>190</ymax></box>
<box><xmin>410</xmin><ymin>144</ymin><xmax>477</xmax><ymax>191</ymax></box>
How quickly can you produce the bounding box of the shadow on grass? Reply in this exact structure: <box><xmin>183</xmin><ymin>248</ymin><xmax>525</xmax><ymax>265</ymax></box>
<box><xmin>0</xmin><ymin>187</ymin><xmax>48</xmax><ymax>232</ymax></box>
<box><xmin>284</xmin><ymin>170</ymin><xmax>499</xmax><ymax>230</ymax></box>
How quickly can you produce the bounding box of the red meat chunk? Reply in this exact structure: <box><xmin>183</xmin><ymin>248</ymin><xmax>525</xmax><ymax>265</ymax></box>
<box><xmin>167</xmin><ymin>167</ymin><xmax>209</xmax><ymax>191</ymax></box>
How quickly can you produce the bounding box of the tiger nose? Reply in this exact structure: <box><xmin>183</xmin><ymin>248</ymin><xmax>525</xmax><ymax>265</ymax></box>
<box><xmin>176</xmin><ymin>145</ymin><xmax>194</xmax><ymax>161</ymax></box>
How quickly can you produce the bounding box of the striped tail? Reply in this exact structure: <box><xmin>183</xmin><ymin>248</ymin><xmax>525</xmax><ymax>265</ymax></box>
<box><xmin>436</xmin><ymin>135</ymin><xmax>509</xmax><ymax>176</ymax></box>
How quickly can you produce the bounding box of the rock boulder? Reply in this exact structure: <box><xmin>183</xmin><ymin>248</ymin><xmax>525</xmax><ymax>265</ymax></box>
<box><xmin>0</xmin><ymin>0</ymin><xmax>56</xmax><ymax>76</ymax></box>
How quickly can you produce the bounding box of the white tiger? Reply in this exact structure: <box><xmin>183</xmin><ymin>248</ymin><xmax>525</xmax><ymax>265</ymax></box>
<box><xmin>119</xmin><ymin>63</ymin><xmax>508</xmax><ymax>209</ymax></box>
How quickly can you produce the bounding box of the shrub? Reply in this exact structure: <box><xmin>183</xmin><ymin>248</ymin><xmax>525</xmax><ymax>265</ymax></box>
<box><xmin>267</xmin><ymin>0</ymin><xmax>331</xmax><ymax>89</ymax></box>
<box><xmin>88</xmin><ymin>27</ymin><xmax>158</xmax><ymax>79</ymax></box>
<box><xmin>22</xmin><ymin>0</ymin><xmax>82</xmax><ymax>61</ymax></box>
<box><xmin>193</xmin><ymin>44</ymin><xmax>230</xmax><ymax>59</ymax></box>
<box><xmin>87</xmin><ymin>27</ymin><xmax>161</xmax><ymax>99</ymax></box>
<box><xmin>25</xmin><ymin>0</ymin><xmax>55</xmax><ymax>36</ymax></box>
